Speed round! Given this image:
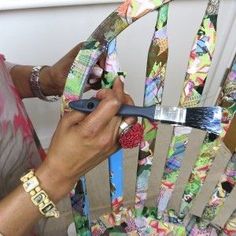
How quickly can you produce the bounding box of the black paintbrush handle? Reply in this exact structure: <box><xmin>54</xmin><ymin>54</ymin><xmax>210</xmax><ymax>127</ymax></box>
<box><xmin>69</xmin><ymin>98</ymin><xmax>156</xmax><ymax>120</ymax></box>
<box><xmin>69</xmin><ymin>99</ymin><xmax>222</xmax><ymax>135</ymax></box>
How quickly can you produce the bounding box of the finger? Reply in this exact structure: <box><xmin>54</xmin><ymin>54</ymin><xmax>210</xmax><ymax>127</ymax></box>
<box><xmin>101</xmin><ymin>115</ymin><xmax>122</xmax><ymax>147</ymax></box>
<box><xmin>80</xmin><ymin>91</ymin><xmax>122</xmax><ymax>133</ymax></box>
<box><xmin>113</xmin><ymin>76</ymin><xmax>125</xmax><ymax>100</ymax></box>
<box><xmin>91</xmin><ymin>65</ymin><xmax>103</xmax><ymax>78</ymax></box>
<box><xmin>124</xmin><ymin>93</ymin><xmax>134</xmax><ymax>106</ymax></box>
<box><xmin>84</xmin><ymin>77</ymin><xmax>102</xmax><ymax>92</ymax></box>
<box><xmin>97</xmin><ymin>91</ymin><xmax>137</xmax><ymax>126</ymax></box>
<box><xmin>62</xmin><ymin>110</ymin><xmax>86</xmax><ymax>128</ymax></box>
<box><xmin>121</xmin><ymin>93</ymin><xmax>137</xmax><ymax>127</ymax></box>
<box><xmin>97</xmin><ymin>52</ymin><xmax>106</xmax><ymax>69</ymax></box>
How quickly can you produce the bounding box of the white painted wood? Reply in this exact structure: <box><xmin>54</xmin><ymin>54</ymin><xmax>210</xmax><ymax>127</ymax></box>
<box><xmin>203</xmin><ymin>3</ymin><xmax>236</xmax><ymax>106</ymax></box>
<box><xmin>0</xmin><ymin>0</ymin><xmax>121</xmax><ymax>11</ymax></box>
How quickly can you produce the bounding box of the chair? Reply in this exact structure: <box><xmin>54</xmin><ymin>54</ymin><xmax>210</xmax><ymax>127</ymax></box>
<box><xmin>62</xmin><ymin>0</ymin><xmax>236</xmax><ymax>235</ymax></box>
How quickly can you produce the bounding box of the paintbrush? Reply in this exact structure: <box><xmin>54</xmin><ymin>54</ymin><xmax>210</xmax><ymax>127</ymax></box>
<box><xmin>69</xmin><ymin>98</ymin><xmax>222</xmax><ymax>135</ymax></box>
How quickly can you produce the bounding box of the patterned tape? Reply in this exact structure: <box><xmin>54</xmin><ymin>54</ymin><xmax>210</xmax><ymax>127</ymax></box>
<box><xmin>221</xmin><ymin>209</ymin><xmax>236</xmax><ymax>236</ymax></box>
<box><xmin>179</xmin><ymin>51</ymin><xmax>236</xmax><ymax>226</ymax></box>
<box><xmin>156</xmin><ymin>0</ymin><xmax>220</xmax><ymax>220</ymax></box>
<box><xmin>135</xmin><ymin>5</ymin><xmax>170</xmax><ymax>221</ymax></box>
<box><xmin>201</xmin><ymin>153</ymin><xmax>236</xmax><ymax>225</ymax></box>
<box><xmin>105</xmin><ymin>39</ymin><xmax>125</xmax><ymax>224</ymax></box>
<box><xmin>187</xmin><ymin>151</ymin><xmax>236</xmax><ymax>235</ymax></box>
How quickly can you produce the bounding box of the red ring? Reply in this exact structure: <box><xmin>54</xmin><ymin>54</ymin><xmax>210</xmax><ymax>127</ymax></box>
<box><xmin>119</xmin><ymin>123</ymin><xmax>144</xmax><ymax>149</ymax></box>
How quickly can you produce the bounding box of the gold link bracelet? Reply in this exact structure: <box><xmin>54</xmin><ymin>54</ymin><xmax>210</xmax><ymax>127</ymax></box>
<box><xmin>20</xmin><ymin>170</ymin><xmax>60</xmax><ymax>218</ymax></box>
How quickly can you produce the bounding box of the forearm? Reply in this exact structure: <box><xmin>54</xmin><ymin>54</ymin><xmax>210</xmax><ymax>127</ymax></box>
<box><xmin>0</xmin><ymin>185</ymin><xmax>40</xmax><ymax>236</ymax></box>
<box><xmin>9</xmin><ymin>65</ymin><xmax>59</xmax><ymax>99</ymax></box>
<box><xmin>0</xmin><ymin>161</ymin><xmax>75</xmax><ymax>236</ymax></box>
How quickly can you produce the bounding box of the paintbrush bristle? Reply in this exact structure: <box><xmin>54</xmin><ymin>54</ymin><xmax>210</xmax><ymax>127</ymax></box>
<box><xmin>185</xmin><ymin>107</ymin><xmax>222</xmax><ymax>135</ymax></box>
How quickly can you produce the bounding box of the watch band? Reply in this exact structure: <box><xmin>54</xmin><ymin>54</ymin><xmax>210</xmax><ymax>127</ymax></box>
<box><xmin>30</xmin><ymin>66</ymin><xmax>59</xmax><ymax>102</ymax></box>
<box><xmin>20</xmin><ymin>170</ymin><xmax>60</xmax><ymax>218</ymax></box>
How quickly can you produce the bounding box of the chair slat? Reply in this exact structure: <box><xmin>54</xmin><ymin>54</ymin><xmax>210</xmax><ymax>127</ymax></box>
<box><xmin>201</xmin><ymin>153</ymin><xmax>236</xmax><ymax>224</ymax></box>
<box><xmin>178</xmin><ymin>52</ymin><xmax>236</xmax><ymax>221</ymax></box>
<box><xmin>186</xmin><ymin>153</ymin><xmax>236</xmax><ymax>235</ymax></box>
<box><xmin>156</xmin><ymin>0</ymin><xmax>220</xmax><ymax>220</ymax></box>
<box><xmin>135</xmin><ymin>4</ymin><xmax>169</xmax><ymax>219</ymax></box>
<box><xmin>102</xmin><ymin>39</ymin><xmax>126</xmax><ymax>224</ymax></box>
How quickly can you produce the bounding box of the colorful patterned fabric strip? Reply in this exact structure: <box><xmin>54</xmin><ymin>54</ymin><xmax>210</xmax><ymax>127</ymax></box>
<box><xmin>135</xmin><ymin>4</ymin><xmax>169</xmax><ymax>218</ymax></box>
<box><xmin>70</xmin><ymin>176</ymin><xmax>91</xmax><ymax>235</ymax></box>
<box><xmin>221</xmin><ymin>209</ymin><xmax>236</xmax><ymax>236</ymax></box>
<box><xmin>104</xmin><ymin>39</ymin><xmax>125</xmax><ymax>224</ymax></box>
<box><xmin>200</xmin><ymin>153</ymin><xmax>236</xmax><ymax>226</ymax></box>
<box><xmin>155</xmin><ymin>0</ymin><xmax>220</xmax><ymax>220</ymax></box>
<box><xmin>91</xmin><ymin>206</ymin><xmax>187</xmax><ymax>235</ymax></box>
<box><xmin>186</xmin><ymin>216</ymin><xmax>219</xmax><ymax>236</ymax></box>
<box><xmin>187</xmin><ymin>153</ymin><xmax>236</xmax><ymax>234</ymax></box>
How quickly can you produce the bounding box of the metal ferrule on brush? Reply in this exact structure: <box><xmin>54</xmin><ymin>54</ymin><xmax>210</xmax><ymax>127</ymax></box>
<box><xmin>154</xmin><ymin>106</ymin><xmax>187</xmax><ymax>124</ymax></box>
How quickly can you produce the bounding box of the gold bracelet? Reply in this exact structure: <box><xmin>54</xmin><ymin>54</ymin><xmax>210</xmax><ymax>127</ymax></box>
<box><xmin>20</xmin><ymin>170</ymin><xmax>60</xmax><ymax>218</ymax></box>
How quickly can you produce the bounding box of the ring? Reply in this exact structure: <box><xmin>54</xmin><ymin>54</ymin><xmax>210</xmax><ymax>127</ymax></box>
<box><xmin>119</xmin><ymin>121</ymin><xmax>132</xmax><ymax>135</ymax></box>
<box><xmin>118</xmin><ymin>121</ymin><xmax>144</xmax><ymax>149</ymax></box>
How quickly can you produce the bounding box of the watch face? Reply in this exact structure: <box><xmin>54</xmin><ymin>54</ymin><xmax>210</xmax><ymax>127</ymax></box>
<box><xmin>32</xmin><ymin>191</ymin><xmax>47</xmax><ymax>205</ymax></box>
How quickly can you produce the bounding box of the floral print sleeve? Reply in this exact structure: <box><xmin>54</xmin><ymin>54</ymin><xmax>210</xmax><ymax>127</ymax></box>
<box><xmin>0</xmin><ymin>54</ymin><xmax>44</xmax><ymax>199</ymax></box>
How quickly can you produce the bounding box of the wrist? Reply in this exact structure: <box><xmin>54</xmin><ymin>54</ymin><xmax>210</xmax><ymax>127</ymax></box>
<box><xmin>20</xmin><ymin>169</ymin><xmax>60</xmax><ymax>218</ymax></box>
<box><xmin>35</xmin><ymin>159</ymin><xmax>76</xmax><ymax>203</ymax></box>
<box><xmin>39</xmin><ymin>66</ymin><xmax>61</xmax><ymax>96</ymax></box>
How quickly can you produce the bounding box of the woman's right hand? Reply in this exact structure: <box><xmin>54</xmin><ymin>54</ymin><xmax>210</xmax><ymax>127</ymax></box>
<box><xmin>0</xmin><ymin>77</ymin><xmax>135</xmax><ymax>236</ymax></box>
<box><xmin>35</xmin><ymin>77</ymin><xmax>134</xmax><ymax>202</ymax></box>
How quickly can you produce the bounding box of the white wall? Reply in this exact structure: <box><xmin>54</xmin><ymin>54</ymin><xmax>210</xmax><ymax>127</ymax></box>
<box><xmin>0</xmin><ymin>0</ymin><xmax>235</xmax><ymax>148</ymax></box>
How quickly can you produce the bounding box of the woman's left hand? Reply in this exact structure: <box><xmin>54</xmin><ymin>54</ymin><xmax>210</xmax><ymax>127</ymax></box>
<box><xmin>40</xmin><ymin>43</ymin><xmax>105</xmax><ymax>96</ymax></box>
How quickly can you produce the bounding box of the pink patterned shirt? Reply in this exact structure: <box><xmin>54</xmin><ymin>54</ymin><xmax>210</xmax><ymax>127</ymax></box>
<box><xmin>0</xmin><ymin>54</ymin><xmax>44</xmax><ymax>200</ymax></box>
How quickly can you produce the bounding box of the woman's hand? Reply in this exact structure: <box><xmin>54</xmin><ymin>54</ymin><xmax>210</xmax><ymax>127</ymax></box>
<box><xmin>0</xmin><ymin>77</ymin><xmax>135</xmax><ymax>236</ymax></box>
<box><xmin>9</xmin><ymin>43</ymin><xmax>104</xmax><ymax>99</ymax></box>
<box><xmin>36</xmin><ymin>77</ymin><xmax>134</xmax><ymax>201</ymax></box>
<box><xmin>40</xmin><ymin>43</ymin><xmax>105</xmax><ymax>96</ymax></box>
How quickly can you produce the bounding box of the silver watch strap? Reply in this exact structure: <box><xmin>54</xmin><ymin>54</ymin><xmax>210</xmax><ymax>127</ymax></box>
<box><xmin>30</xmin><ymin>66</ymin><xmax>59</xmax><ymax>102</ymax></box>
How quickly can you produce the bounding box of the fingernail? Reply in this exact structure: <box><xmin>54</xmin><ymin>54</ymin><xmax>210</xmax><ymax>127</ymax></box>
<box><xmin>89</xmin><ymin>78</ymin><xmax>99</xmax><ymax>84</ymax></box>
<box><xmin>119</xmin><ymin>75</ymin><xmax>125</xmax><ymax>83</ymax></box>
<box><xmin>91</xmin><ymin>66</ymin><xmax>103</xmax><ymax>77</ymax></box>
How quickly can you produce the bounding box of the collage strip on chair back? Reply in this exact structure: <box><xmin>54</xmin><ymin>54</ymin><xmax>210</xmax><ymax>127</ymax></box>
<box><xmin>155</xmin><ymin>0</ymin><xmax>220</xmax><ymax>222</ymax></box>
<box><xmin>134</xmin><ymin>4</ymin><xmax>172</xmax><ymax>235</ymax></box>
<box><xmin>135</xmin><ymin>3</ymin><xmax>169</xmax><ymax>217</ymax></box>
<box><xmin>103</xmin><ymin>39</ymin><xmax>126</xmax><ymax>224</ymax></box>
<box><xmin>185</xmin><ymin>53</ymin><xmax>236</xmax><ymax>235</ymax></box>
<box><xmin>188</xmin><ymin>152</ymin><xmax>236</xmax><ymax>236</ymax></box>
<box><xmin>179</xmin><ymin>53</ymin><xmax>236</xmax><ymax>223</ymax></box>
<box><xmin>221</xmin><ymin>209</ymin><xmax>236</xmax><ymax>235</ymax></box>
